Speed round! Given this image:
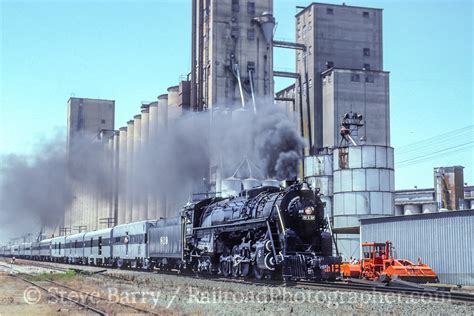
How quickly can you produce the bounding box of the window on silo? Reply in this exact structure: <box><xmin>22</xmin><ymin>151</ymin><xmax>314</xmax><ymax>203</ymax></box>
<box><xmin>363</xmin><ymin>11</ymin><xmax>369</xmax><ymax>18</ymax></box>
<box><xmin>247</xmin><ymin>2</ymin><xmax>255</xmax><ymax>15</ymax></box>
<box><xmin>363</xmin><ymin>63</ymin><xmax>371</xmax><ymax>70</ymax></box>
<box><xmin>365</xmin><ymin>76</ymin><xmax>374</xmax><ymax>83</ymax></box>
<box><xmin>363</xmin><ymin>48</ymin><xmax>371</xmax><ymax>56</ymax></box>
<box><xmin>326</xmin><ymin>8</ymin><xmax>334</xmax><ymax>15</ymax></box>
<box><xmin>232</xmin><ymin>0</ymin><xmax>239</xmax><ymax>12</ymax></box>
<box><xmin>101</xmin><ymin>119</ymin><xmax>106</xmax><ymax>124</ymax></box>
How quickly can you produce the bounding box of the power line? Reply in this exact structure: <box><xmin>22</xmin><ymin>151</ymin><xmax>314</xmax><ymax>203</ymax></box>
<box><xmin>397</xmin><ymin>125</ymin><xmax>473</xmax><ymax>152</ymax></box>
<box><xmin>396</xmin><ymin>142</ymin><xmax>474</xmax><ymax>168</ymax></box>
<box><xmin>396</xmin><ymin>134</ymin><xmax>474</xmax><ymax>159</ymax></box>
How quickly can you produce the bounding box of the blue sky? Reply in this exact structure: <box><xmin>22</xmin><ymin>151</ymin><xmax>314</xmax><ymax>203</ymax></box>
<box><xmin>0</xmin><ymin>0</ymin><xmax>472</xmax><ymax>189</ymax></box>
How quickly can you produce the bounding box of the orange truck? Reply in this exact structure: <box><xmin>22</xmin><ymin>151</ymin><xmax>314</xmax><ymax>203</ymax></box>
<box><xmin>340</xmin><ymin>241</ymin><xmax>438</xmax><ymax>283</ymax></box>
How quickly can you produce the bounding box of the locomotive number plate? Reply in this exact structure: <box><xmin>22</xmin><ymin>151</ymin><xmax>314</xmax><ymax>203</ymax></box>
<box><xmin>302</xmin><ymin>215</ymin><xmax>316</xmax><ymax>220</ymax></box>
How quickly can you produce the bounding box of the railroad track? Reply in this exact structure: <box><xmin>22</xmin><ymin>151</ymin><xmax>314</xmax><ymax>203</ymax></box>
<box><xmin>6</xmin><ymin>258</ymin><xmax>474</xmax><ymax>305</ymax></box>
<box><xmin>0</xmin><ymin>263</ymin><xmax>159</xmax><ymax>315</ymax></box>
<box><xmin>0</xmin><ymin>263</ymin><xmax>107</xmax><ymax>315</ymax></box>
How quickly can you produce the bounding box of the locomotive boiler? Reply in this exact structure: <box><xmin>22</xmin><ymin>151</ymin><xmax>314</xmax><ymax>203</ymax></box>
<box><xmin>182</xmin><ymin>181</ymin><xmax>341</xmax><ymax>280</ymax></box>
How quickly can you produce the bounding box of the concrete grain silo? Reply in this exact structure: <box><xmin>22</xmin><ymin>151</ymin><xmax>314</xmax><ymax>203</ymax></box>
<box><xmin>167</xmin><ymin>85</ymin><xmax>179</xmax><ymax>107</ymax></box>
<box><xmin>158</xmin><ymin>94</ymin><xmax>169</xmax><ymax>129</ymax></box>
<box><xmin>117</xmin><ymin>127</ymin><xmax>127</xmax><ymax>225</ymax></box>
<box><xmin>112</xmin><ymin>132</ymin><xmax>120</xmax><ymax>225</ymax></box>
<box><xmin>147</xmin><ymin>102</ymin><xmax>158</xmax><ymax>219</ymax></box>
<box><xmin>140</xmin><ymin>105</ymin><xmax>150</xmax><ymax>220</ymax></box>
<box><xmin>157</xmin><ymin>94</ymin><xmax>168</xmax><ymax>219</ymax></box>
<box><xmin>132</xmin><ymin>114</ymin><xmax>142</xmax><ymax>222</ymax></box>
<box><xmin>105</xmin><ymin>136</ymin><xmax>114</xmax><ymax>226</ymax></box>
<box><xmin>125</xmin><ymin>120</ymin><xmax>135</xmax><ymax>223</ymax></box>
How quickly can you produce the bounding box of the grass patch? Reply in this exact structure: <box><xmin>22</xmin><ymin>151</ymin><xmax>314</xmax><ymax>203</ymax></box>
<box><xmin>22</xmin><ymin>270</ymin><xmax>78</xmax><ymax>282</ymax></box>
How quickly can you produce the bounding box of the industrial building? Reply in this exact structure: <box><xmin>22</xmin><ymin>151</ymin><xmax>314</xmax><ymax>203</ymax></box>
<box><xmin>273</xmin><ymin>3</ymin><xmax>394</xmax><ymax>258</ymax></box>
<box><xmin>395</xmin><ymin>166</ymin><xmax>473</xmax><ymax>215</ymax></box>
<box><xmin>64</xmin><ymin>98</ymin><xmax>115</xmax><ymax>234</ymax></box>
<box><xmin>190</xmin><ymin>0</ymin><xmax>274</xmax><ymax>111</ymax></box>
<box><xmin>360</xmin><ymin>211</ymin><xmax>474</xmax><ymax>285</ymax></box>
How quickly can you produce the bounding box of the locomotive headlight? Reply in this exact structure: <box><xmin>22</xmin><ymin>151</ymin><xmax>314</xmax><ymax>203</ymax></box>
<box><xmin>304</xmin><ymin>206</ymin><xmax>314</xmax><ymax>215</ymax></box>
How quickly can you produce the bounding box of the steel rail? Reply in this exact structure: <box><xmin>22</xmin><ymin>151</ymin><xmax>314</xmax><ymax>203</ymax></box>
<box><xmin>5</xmin><ymin>257</ymin><xmax>474</xmax><ymax>304</ymax></box>
<box><xmin>0</xmin><ymin>263</ymin><xmax>159</xmax><ymax>315</ymax></box>
<box><xmin>0</xmin><ymin>264</ymin><xmax>107</xmax><ymax>315</ymax></box>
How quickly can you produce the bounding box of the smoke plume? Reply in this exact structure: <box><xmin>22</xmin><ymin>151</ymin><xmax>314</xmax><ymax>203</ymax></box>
<box><xmin>0</xmin><ymin>100</ymin><xmax>305</xmax><ymax>241</ymax></box>
<box><xmin>0</xmin><ymin>132</ymin><xmax>115</xmax><ymax>241</ymax></box>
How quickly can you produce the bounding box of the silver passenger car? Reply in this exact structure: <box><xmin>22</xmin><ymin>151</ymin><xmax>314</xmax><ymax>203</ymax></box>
<box><xmin>51</xmin><ymin>236</ymin><xmax>66</xmax><ymax>262</ymax></box>
<box><xmin>84</xmin><ymin>228</ymin><xmax>113</xmax><ymax>266</ymax></box>
<box><xmin>65</xmin><ymin>233</ymin><xmax>85</xmax><ymax>264</ymax></box>
<box><xmin>19</xmin><ymin>242</ymin><xmax>32</xmax><ymax>258</ymax></box>
<box><xmin>11</xmin><ymin>244</ymin><xmax>19</xmax><ymax>257</ymax></box>
<box><xmin>39</xmin><ymin>239</ymin><xmax>52</xmax><ymax>260</ymax></box>
<box><xmin>31</xmin><ymin>241</ymin><xmax>40</xmax><ymax>259</ymax></box>
<box><xmin>112</xmin><ymin>220</ymin><xmax>156</xmax><ymax>269</ymax></box>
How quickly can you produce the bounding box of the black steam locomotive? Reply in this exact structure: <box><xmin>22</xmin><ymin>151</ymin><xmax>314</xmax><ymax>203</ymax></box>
<box><xmin>179</xmin><ymin>181</ymin><xmax>340</xmax><ymax>280</ymax></box>
<box><xmin>3</xmin><ymin>181</ymin><xmax>340</xmax><ymax>281</ymax></box>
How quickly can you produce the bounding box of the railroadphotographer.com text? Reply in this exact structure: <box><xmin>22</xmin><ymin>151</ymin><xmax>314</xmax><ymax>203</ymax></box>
<box><xmin>23</xmin><ymin>285</ymin><xmax>453</xmax><ymax>309</ymax></box>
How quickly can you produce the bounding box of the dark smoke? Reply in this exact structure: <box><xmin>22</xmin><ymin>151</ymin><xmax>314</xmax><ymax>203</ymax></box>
<box><xmin>0</xmin><ymin>132</ymin><xmax>116</xmax><ymax>240</ymax></box>
<box><xmin>0</xmin><ymin>134</ymin><xmax>72</xmax><ymax>237</ymax></box>
<box><xmin>0</xmin><ymin>101</ymin><xmax>305</xmax><ymax>240</ymax></box>
<box><xmin>252</xmin><ymin>107</ymin><xmax>306</xmax><ymax>180</ymax></box>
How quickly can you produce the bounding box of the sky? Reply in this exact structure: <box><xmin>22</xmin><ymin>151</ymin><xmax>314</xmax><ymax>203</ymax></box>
<box><xmin>0</xmin><ymin>0</ymin><xmax>473</xmax><ymax>190</ymax></box>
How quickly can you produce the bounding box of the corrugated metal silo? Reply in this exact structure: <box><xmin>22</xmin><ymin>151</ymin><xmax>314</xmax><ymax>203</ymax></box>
<box><xmin>304</xmin><ymin>153</ymin><xmax>333</xmax><ymax>219</ymax></box>
<box><xmin>332</xmin><ymin>145</ymin><xmax>395</xmax><ymax>259</ymax></box>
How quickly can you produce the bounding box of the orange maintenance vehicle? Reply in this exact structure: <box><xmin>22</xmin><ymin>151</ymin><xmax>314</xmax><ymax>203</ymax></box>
<box><xmin>340</xmin><ymin>241</ymin><xmax>439</xmax><ymax>283</ymax></box>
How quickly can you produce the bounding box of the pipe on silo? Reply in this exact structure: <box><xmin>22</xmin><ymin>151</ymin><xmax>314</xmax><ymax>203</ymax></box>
<box><xmin>157</xmin><ymin>94</ymin><xmax>168</xmax><ymax>219</ymax></box>
<box><xmin>132</xmin><ymin>114</ymin><xmax>142</xmax><ymax>222</ymax></box>
<box><xmin>125</xmin><ymin>120</ymin><xmax>134</xmax><ymax>224</ymax></box>
<box><xmin>117</xmin><ymin>127</ymin><xmax>127</xmax><ymax>225</ymax></box>
<box><xmin>147</xmin><ymin>102</ymin><xmax>158</xmax><ymax>219</ymax></box>
<box><xmin>140</xmin><ymin>105</ymin><xmax>149</xmax><ymax>219</ymax></box>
